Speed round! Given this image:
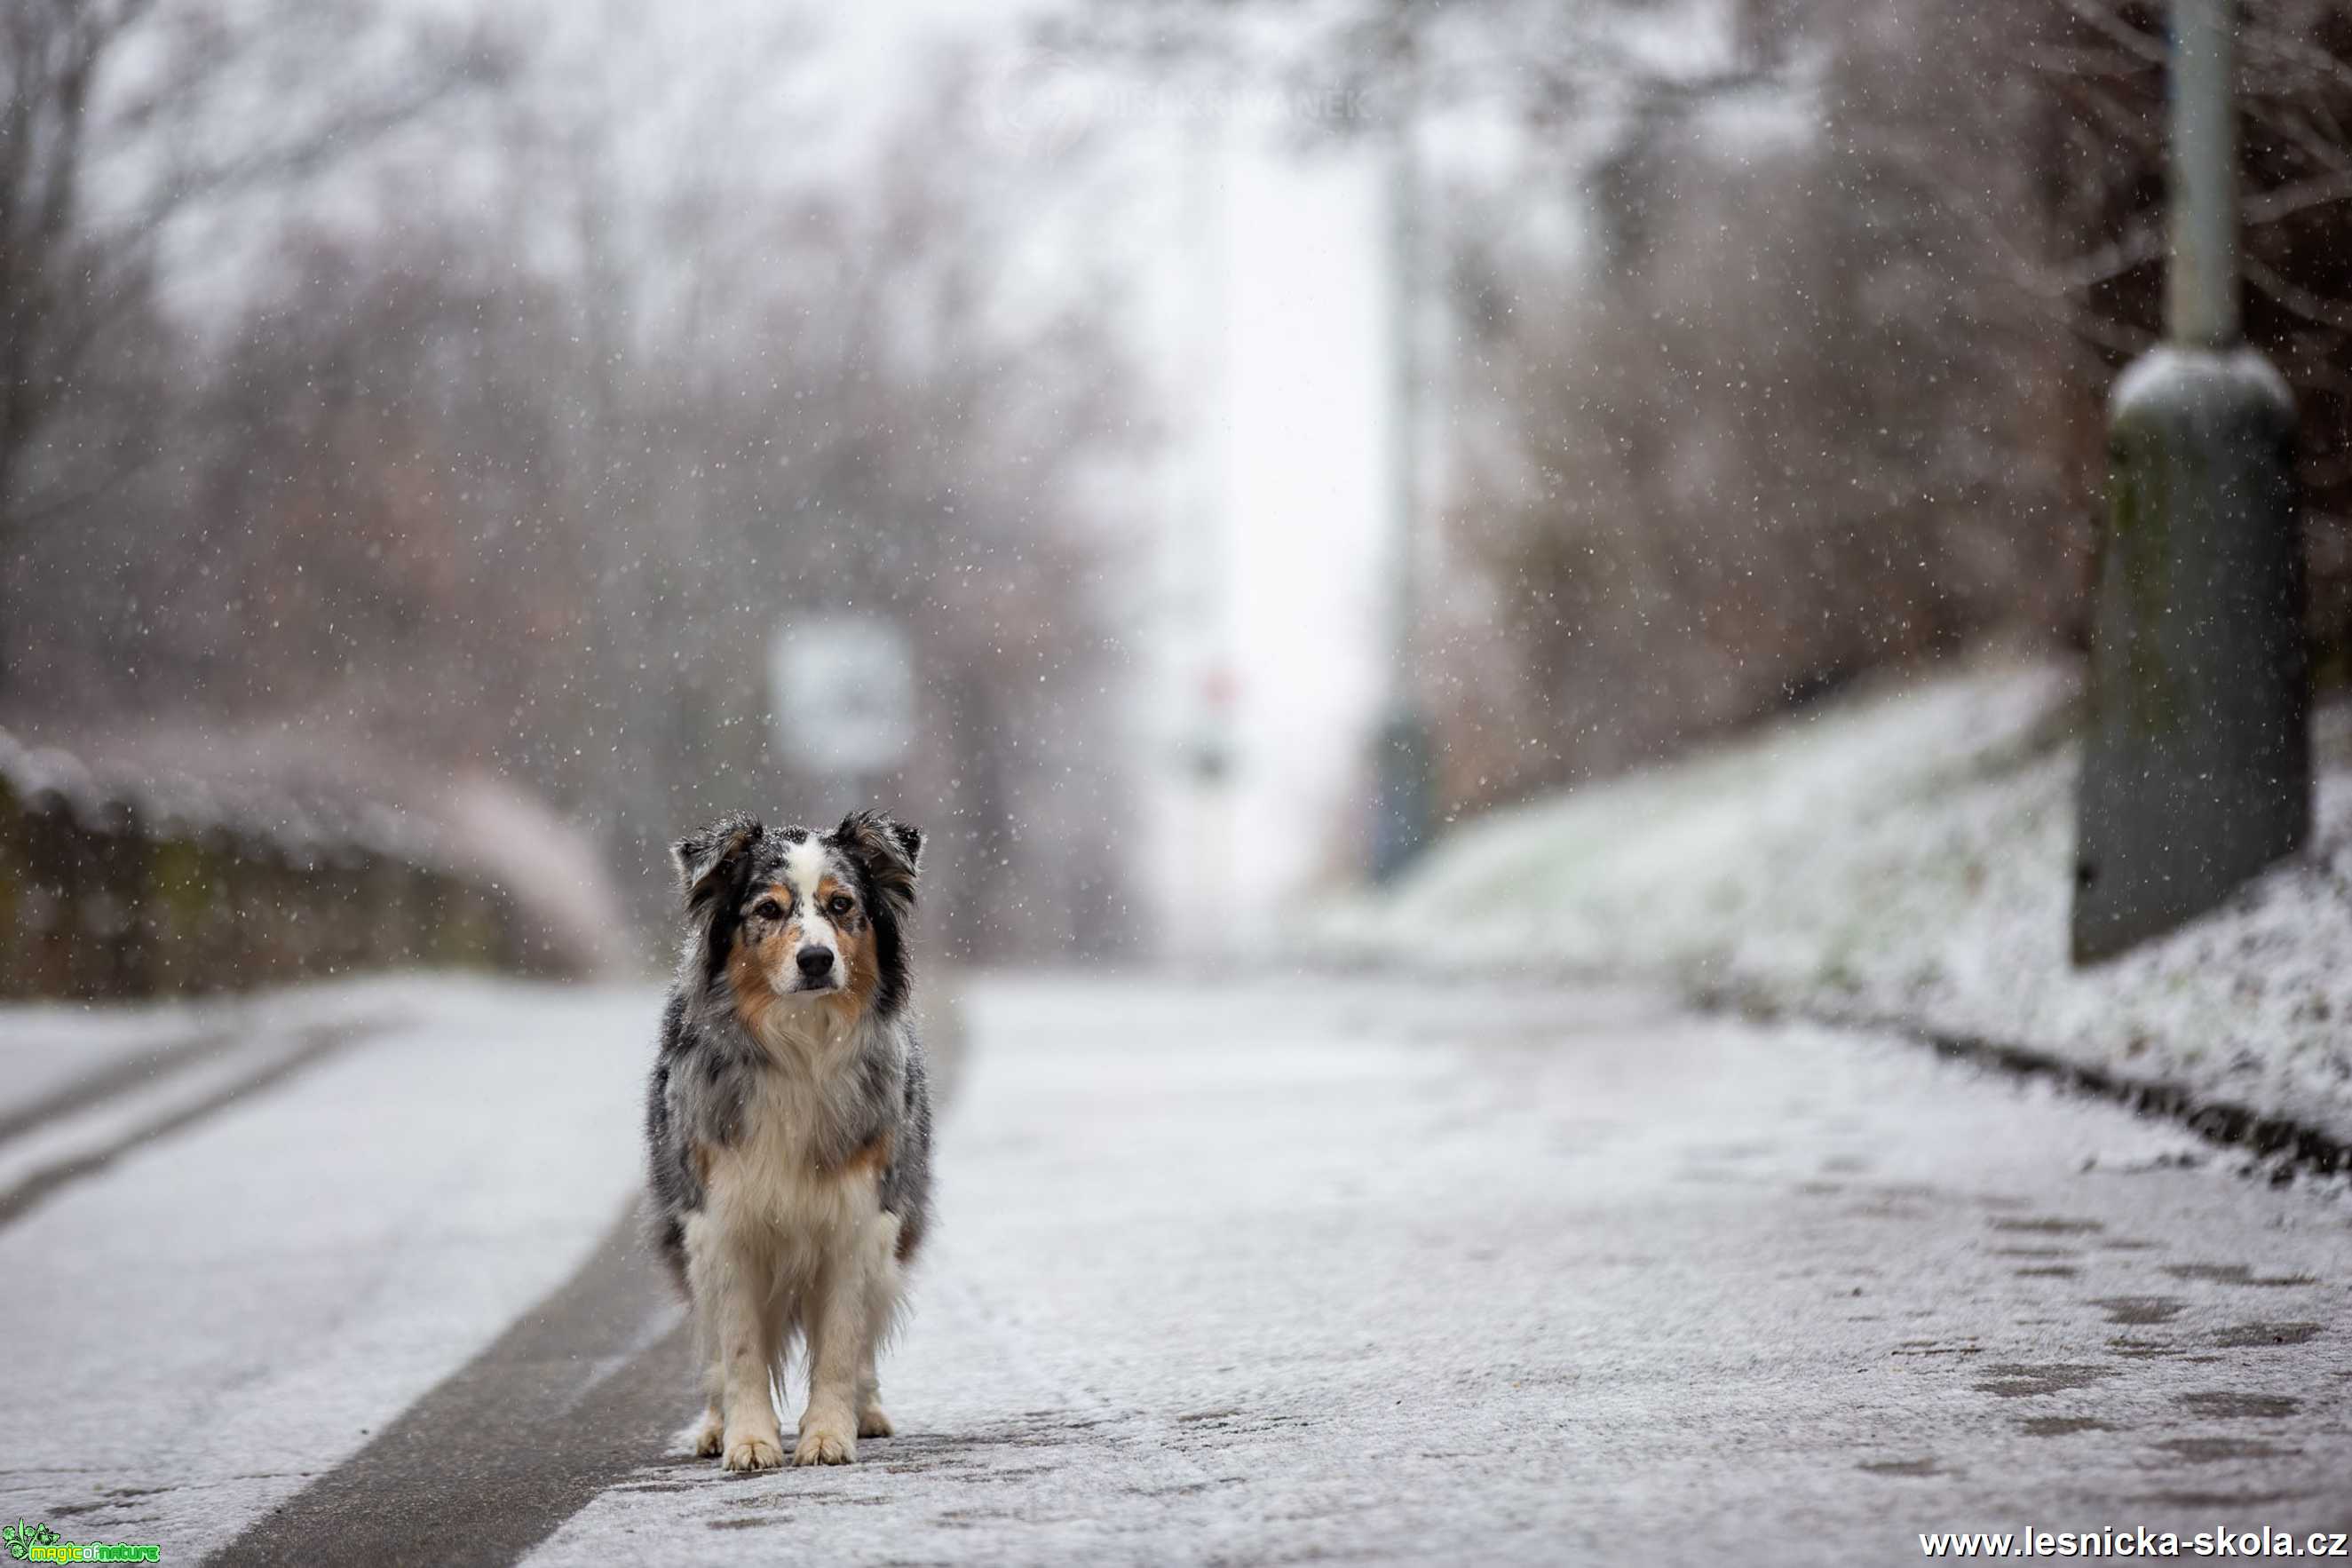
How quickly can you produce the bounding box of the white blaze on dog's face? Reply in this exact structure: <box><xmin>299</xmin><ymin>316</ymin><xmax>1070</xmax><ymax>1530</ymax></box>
<box><xmin>734</xmin><ymin>834</ymin><xmax>870</xmax><ymax>998</ymax></box>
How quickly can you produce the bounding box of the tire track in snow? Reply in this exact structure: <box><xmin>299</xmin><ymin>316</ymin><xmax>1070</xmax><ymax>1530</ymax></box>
<box><xmin>206</xmin><ymin>1199</ymin><xmax>691</xmax><ymax>1568</ymax></box>
<box><xmin>0</xmin><ymin>1018</ymin><xmax>392</xmax><ymax>1229</ymax></box>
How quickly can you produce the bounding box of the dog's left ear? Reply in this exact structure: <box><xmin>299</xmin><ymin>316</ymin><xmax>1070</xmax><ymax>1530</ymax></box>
<box><xmin>833</xmin><ymin>809</ymin><xmax>923</xmax><ymax>914</ymax></box>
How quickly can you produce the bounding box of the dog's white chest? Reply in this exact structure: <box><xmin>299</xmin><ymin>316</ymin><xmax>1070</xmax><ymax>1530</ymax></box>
<box><xmin>706</xmin><ymin>1075</ymin><xmax>879</xmax><ymax>1246</ymax></box>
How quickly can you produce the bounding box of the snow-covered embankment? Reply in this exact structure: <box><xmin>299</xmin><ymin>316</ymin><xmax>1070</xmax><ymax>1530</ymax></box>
<box><xmin>1314</xmin><ymin>653</ymin><xmax>2352</xmax><ymax>1152</ymax></box>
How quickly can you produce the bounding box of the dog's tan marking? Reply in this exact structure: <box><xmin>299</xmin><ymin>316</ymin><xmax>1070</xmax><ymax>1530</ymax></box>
<box><xmin>726</xmin><ymin>881</ymin><xmax>810</xmax><ymax>1041</ymax></box>
<box><xmin>688</xmin><ymin>1140</ymin><xmax>715</xmax><ymax>1187</ymax></box>
<box><xmin>754</xmin><ymin>880</ymin><xmax>803</xmax><ymax>951</ymax></box>
<box><xmin>725</xmin><ymin>938</ymin><xmax>781</xmax><ymax>1041</ymax></box>
<box><xmin>820</xmin><ymin>876</ymin><xmax>881</xmax><ymax>1009</ymax></box>
<box><xmin>834</xmin><ymin>1128</ymin><xmax>892</xmax><ymax>1179</ymax></box>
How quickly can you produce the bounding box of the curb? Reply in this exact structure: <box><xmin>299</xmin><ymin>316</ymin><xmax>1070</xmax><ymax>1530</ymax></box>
<box><xmin>1688</xmin><ymin>979</ymin><xmax>2352</xmax><ymax>1186</ymax></box>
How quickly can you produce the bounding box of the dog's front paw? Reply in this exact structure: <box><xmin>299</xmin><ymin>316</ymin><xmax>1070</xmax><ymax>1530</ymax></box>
<box><xmin>857</xmin><ymin>1406</ymin><xmax>894</xmax><ymax>1439</ymax></box>
<box><xmin>685</xmin><ymin>1406</ymin><xmax>725</xmax><ymax>1458</ymax></box>
<box><xmin>723</xmin><ymin>1429</ymin><xmax>786</xmax><ymax>1471</ymax></box>
<box><xmin>791</xmin><ymin>1422</ymin><xmax>856</xmax><ymax>1466</ymax></box>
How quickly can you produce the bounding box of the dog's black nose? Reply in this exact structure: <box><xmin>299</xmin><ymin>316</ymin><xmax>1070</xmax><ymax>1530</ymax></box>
<box><xmin>796</xmin><ymin>946</ymin><xmax>835</xmax><ymax>980</ymax></box>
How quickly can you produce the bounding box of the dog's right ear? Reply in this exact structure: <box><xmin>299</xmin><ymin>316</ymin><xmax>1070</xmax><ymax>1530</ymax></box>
<box><xmin>672</xmin><ymin>812</ymin><xmax>764</xmax><ymax>913</ymax></box>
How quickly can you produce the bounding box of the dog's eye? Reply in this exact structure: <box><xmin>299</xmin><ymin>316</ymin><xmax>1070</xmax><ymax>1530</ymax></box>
<box><xmin>753</xmin><ymin>899</ymin><xmax>785</xmax><ymax>922</ymax></box>
<box><xmin>827</xmin><ymin>893</ymin><xmax>854</xmax><ymax>916</ymax></box>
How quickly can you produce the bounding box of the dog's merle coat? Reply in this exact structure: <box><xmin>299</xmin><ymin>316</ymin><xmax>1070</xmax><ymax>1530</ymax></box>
<box><xmin>643</xmin><ymin>808</ymin><xmax>932</xmax><ymax>1469</ymax></box>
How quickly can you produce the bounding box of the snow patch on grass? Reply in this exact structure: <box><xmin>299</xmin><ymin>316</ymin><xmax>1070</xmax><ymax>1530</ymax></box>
<box><xmin>1315</xmin><ymin>654</ymin><xmax>2352</xmax><ymax>1138</ymax></box>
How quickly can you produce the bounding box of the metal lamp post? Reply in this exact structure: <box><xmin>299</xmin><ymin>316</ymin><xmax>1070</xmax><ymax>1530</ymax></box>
<box><xmin>2071</xmin><ymin>0</ymin><xmax>2308</xmax><ymax>962</ymax></box>
<box><xmin>1370</xmin><ymin>40</ymin><xmax>1435</xmax><ymax>884</ymax></box>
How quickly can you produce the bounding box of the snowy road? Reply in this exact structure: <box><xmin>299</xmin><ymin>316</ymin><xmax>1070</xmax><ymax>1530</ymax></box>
<box><xmin>4</xmin><ymin>974</ymin><xmax>2350</xmax><ymax>1564</ymax></box>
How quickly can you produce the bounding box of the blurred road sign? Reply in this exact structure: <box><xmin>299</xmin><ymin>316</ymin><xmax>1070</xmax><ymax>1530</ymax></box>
<box><xmin>769</xmin><ymin>613</ymin><xmax>915</xmax><ymax>776</ymax></box>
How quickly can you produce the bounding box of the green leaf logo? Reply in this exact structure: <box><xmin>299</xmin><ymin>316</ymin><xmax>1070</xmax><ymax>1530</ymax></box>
<box><xmin>3</xmin><ymin>1520</ymin><xmax>60</xmax><ymax>1559</ymax></box>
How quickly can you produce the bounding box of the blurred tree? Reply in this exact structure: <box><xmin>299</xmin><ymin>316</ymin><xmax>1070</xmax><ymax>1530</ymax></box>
<box><xmin>1073</xmin><ymin>0</ymin><xmax>2352</xmax><ymax>820</ymax></box>
<box><xmin>4</xmin><ymin>12</ymin><xmax>1146</xmax><ymax>962</ymax></box>
<box><xmin>0</xmin><ymin>0</ymin><xmax>500</xmax><ymax>701</ymax></box>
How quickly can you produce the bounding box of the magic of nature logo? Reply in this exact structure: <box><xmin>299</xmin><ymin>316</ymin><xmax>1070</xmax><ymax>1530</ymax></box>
<box><xmin>4</xmin><ymin>1519</ymin><xmax>160</xmax><ymax>1563</ymax></box>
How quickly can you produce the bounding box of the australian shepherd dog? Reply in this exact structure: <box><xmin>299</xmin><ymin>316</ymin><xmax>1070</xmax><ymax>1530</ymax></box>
<box><xmin>644</xmin><ymin>809</ymin><xmax>932</xmax><ymax>1469</ymax></box>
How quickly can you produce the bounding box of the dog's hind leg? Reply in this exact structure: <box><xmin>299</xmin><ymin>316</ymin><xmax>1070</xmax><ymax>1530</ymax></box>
<box><xmin>680</xmin><ymin>1377</ymin><xmax>725</xmax><ymax>1458</ymax></box>
<box><xmin>677</xmin><ymin>1249</ymin><xmax>727</xmax><ymax>1457</ymax></box>
<box><xmin>687</xmin><ymin>1216</ymin><xmax>785</xmax><ymax>1471</ymax></box>
<box><xmin>855</xmin><ymin>1351</ymin><xmax>892</xmax><ymax>1439</ymax></box>
<box><xmin>855</xmin><ymin>1221</ymin><xmax>906</xmax><ymax>1439</ymax></box>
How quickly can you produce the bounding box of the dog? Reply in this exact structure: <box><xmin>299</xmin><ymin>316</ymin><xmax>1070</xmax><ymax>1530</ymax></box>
<box><xmin>644</xmin><ymin>808</ymin><xmax>932</xmax><ymax>1469</ymax></box>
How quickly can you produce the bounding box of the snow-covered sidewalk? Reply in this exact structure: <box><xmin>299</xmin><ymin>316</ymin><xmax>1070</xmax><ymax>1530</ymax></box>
<box><xmin>0</xmin><ymin>978</ymin><xmax>663</xmax><ymax>1558</ymax></box>
<box><xmin>1313</xmin><ymin>653</ymin><xmax>2352</xmax><ymax>1151</ymax></box>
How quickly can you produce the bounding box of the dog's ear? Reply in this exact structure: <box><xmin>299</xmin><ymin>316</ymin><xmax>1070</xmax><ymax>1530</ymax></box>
<box><xmin>833</xmin><ymin>809</ymin><xmax>922</xmax><ymax>914</ymax></box>
<box><xmin>673</xmin><ymin>812</ymin><xmax>764</xmax><ymax>913</ymax></box>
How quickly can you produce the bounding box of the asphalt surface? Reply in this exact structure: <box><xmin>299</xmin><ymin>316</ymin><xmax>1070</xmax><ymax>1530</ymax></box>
<box><xmin>4</xmin><ymin>973</ymin><xmax>2350</xmax><ymax>1564</ymax></box>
